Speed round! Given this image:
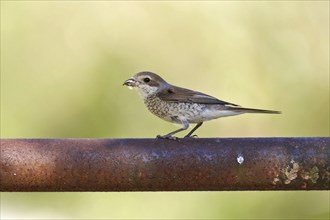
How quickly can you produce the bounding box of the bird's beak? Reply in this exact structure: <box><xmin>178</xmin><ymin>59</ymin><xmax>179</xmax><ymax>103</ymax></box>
<box><xmin>123</xmin><ymin>78</ymin><xmax>137</xmax><ymax>87</ymax></box>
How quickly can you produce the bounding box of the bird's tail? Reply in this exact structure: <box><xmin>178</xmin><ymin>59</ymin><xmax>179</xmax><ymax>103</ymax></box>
<box><xmin>229</xmin><ymin>107</ymin><xmax>281</xmax><ymax>114</ymax></box>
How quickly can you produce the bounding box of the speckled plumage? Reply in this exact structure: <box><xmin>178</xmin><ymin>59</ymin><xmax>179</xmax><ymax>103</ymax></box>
<box><xmin>144</xmin><ymin>94</ymin><xmax>206</xmax><ymax>123</ymax></box>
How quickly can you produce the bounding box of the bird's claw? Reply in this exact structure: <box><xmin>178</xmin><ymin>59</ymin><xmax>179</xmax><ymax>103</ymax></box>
<box><xmin>156</xmin><ymin>134</ymin><xmax>198</xmax><ymax>140</ymax></box>
<box><xmin>184</xmin><ymin>134</ymin><xmax>198</xmax><ymax>139</ymax></box>
<box><xmin>157</xmin><ymin>135</ymin><xmax>178</xmax><ymax>140</ymax></box>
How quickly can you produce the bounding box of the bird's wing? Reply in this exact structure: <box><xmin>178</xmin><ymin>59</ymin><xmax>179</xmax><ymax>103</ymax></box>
<box><xmin>156</xmin><ymin>85</ymin><xmax>239</xmax><ymax>106</ymax></box>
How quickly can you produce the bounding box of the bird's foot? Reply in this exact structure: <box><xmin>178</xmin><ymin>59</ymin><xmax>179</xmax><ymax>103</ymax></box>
<box><xmin>157</xmin><ymin>134</ymin><xmax>178</xmax><ymax>140</ymax></box>
<box><xmin>184</xmin><ymin>134</ymin><xmax>198</xmax><ymax>139</ymax></box>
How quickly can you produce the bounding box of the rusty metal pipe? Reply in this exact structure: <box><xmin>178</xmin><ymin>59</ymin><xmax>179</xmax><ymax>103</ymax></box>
<box><xmin>1</xmin><ymin>138</ymin><xmax>329</xmax><ymax>191</ymax></box>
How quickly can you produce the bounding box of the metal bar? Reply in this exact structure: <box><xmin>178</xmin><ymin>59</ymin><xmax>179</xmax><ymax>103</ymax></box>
<box><xmin>1</xmin><ymin>138</ymin><xmax>329</xmax><ymax>191</ymax></box>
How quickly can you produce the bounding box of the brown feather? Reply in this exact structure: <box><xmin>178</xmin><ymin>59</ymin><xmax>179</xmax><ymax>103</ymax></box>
<box><xmin>156</xmin><ymin>85</ymin><xmax>239</xmax><ymax>106</ymax></box>
<box><xmin>227</xmin><ymin>107</ymin><xmax>281</xmax><ymax>114</ymax></box>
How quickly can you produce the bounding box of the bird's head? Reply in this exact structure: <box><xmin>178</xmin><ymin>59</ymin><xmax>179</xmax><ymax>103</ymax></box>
<box><xmin>123</xmin><ymin>71</ymin><xmax>168</xmax><ymax>98</ymax></box>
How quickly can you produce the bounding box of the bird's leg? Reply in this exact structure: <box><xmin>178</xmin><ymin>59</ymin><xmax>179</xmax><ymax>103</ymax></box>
<box><xmin>157</xmin><ymin>120</ymin><xmax>189</xmax><ymax>140</ymax></box>
<box><xmin>184</xmin><ymin>122</ymin><xmax>203</xmax><ymax>138</ymax></box>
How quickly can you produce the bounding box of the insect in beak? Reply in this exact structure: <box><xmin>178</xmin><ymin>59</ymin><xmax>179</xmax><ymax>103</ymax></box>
<box><xmin>123</xmin><ymin>78</ymin><xmax>136</xmax><ymax>90</ymax></box>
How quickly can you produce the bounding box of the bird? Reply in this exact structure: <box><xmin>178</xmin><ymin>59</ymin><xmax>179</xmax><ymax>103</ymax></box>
<box><xmin>123</xmin><ymin>71</ymin><xmax>280</xmax><ymax>139</ymax></box>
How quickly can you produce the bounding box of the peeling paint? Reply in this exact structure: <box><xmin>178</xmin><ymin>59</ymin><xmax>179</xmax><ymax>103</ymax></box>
<box><xmin>321</xmin><ymin>167</ymin><xmax>330</xmax><ymax>182</ymax></box>
<box><xmin>301</xmin><ymin>166</ymin><xmax>319</xmax><ymax>183</ymax></box>
<box><xmin>272</xmin><ymin>177</ymin><xmax>280</xmax><ymax>185</ymax></box>
<box><xmin>284</xmin><ymin>160</ymin><xmax>300</xmax><ymax>184</ymax></box>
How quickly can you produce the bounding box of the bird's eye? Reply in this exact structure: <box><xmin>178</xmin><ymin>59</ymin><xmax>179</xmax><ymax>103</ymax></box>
<box><xmin>143</xmin><ymin>78</ymin><xmax>150</xmax><ymax>83</ymax></box>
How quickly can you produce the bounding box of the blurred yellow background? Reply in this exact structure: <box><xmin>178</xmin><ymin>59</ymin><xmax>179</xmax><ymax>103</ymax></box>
<box><xmin>1</xmin><ymin>1</ymin><xmax>329</xmax><ymax>219</ymax></box>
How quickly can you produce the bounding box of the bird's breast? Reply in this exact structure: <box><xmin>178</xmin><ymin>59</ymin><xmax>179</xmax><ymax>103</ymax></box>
<box><xmin>144</xmin><ymin>95</ymin><xmax>209</xmax><ymax>123</ymax></box>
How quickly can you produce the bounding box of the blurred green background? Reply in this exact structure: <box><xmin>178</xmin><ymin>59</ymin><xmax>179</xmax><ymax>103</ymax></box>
<box><xmin>1</xmin><ymin>1</ymin><xmax>329</xmax><ymax>219</ymax></box>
